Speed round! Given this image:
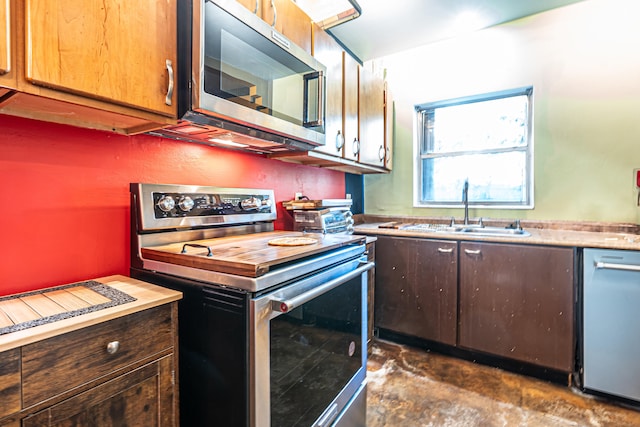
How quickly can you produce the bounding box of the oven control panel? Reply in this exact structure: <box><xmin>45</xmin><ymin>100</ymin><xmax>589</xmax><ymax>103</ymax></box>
<box><xmin>152</xmin><ymin>192</ymin><xmax>273</xmax><ymax>219</ymax></box>
<box><xmin>131</xmin><ymin>183</ymin><xmax>277</xmax><ymax>231</ymax></box>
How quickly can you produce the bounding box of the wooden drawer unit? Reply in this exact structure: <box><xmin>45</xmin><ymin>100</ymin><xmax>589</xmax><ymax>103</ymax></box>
<box><xmin>21</xmin><ymin>304</ymin><xmax>174</xmax><ymax>408</ymax></box>
<box><xmin>0</xmin><ymin>348</ymin><xmax>20</xmax><ymax>419</ymax></box>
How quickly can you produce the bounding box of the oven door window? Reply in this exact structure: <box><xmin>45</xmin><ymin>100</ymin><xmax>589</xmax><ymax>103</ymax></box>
<box><xmin>270</xmin><ymin>275</ymin><xmax>362</xmax><ymax>427</ymax></box>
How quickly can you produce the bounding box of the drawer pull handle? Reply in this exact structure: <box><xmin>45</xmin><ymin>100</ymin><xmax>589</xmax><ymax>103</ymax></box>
<box><xmin>165</xmin><ymin>59</ymin><xmax>174</xmax><ymax>106</ymax></box>
<box><xmin>437</xmin><ymin>247</ymin><xmax>453</xmax><ymax>253</ymax></box>
<box><xmin>106</xmin><ymin>341</ymin><xmax>120</xmax><ymax>355</ymax></box>
<box><xmin>464</xmin><ymin>249</ymin><xmax>481</xmax><ymax>255</ymax></box>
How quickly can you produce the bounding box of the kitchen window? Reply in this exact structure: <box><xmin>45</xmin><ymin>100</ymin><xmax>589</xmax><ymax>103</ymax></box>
<box><xmin>414</xmin><ymin>87</ymin><xmax>533</xmax><ymax>208</ymax></box>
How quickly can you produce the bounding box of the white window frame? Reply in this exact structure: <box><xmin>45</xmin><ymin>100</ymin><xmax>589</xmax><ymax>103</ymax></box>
<box><xmin>413</xmin><ymin>87</ymin><xmax>534</xmax><ymax>209</ymax></box>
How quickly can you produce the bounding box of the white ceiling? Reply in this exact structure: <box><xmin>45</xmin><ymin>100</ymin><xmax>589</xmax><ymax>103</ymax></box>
<box><xmin>328</xmin><ymin>0</ymin><xmax>587</xmax><ymax>62</ymax></box>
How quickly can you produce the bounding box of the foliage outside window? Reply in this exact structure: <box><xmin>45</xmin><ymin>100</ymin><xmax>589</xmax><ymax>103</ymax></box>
<box><xmin>414</xmin><ymin>87</ymin><xmax>533</xmax><ymax>208</ymax></box>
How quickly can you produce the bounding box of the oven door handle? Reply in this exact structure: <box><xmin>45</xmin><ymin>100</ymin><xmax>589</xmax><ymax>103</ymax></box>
<box><xmin>270</xmin><ymin>261</ymin><xmax>373</xmax><ymax>313</ymax></box>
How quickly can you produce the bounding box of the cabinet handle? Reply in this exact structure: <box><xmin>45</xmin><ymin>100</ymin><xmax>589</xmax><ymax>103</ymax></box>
<box><xmin>352</xmin><ymin>138</ymin><xmax>360</xmax><ymax>156</ymax></box>
<box><xmin>385</xmin><ymin>146</ymin><xmax>391</xmax><ymax>165</ymax></box>
<box><xmin>464</xmin><ymin>249</ymin><xmax>481</xmax><ymax>255</ymax></box>
<box><xmin>335</xmin><ymin>130</ymin><xmax>345</xmax><ymax>151</ymax></box>
<box><xmin>165</xmin><ymin>59</ymin><xmax>174</xmax><ymax>106</ymax></box>
<box><xmin>106</xmin><ymin>341</ymin><xmax>120</xmax><ymax>355</ymax></box>
<box><xmin>378</xmin><ymin>145</ymin><xmax>385</xmax><ymax>161</ymax></box>
<box><xmin>271</xmin><ymin>0</ymin><xmax>277</xmax><ymax>27</ymax></box>
<box><xmin>437</xmin><ymin>247</ymin><xmax>453</xmax><ymax>253</ymax></box>
<box><xmin>254</xmin><ymin>0</ymin><xmax>259</xmax><ymax>14</ymax></box>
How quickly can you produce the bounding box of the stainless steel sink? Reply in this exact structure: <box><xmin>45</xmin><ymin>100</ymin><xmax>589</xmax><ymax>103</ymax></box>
<box><xmin>402</xmin><ymin>223</ymin><xmax>530</xmax><ymax>237</ymax></box>
<box><xmin>456</xmin><ymin>226</ymin><xmax>531</xmax><ymax>237</ymax></box>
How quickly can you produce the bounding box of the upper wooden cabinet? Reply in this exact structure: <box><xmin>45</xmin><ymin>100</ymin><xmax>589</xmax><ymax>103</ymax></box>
<box><xmin>343</xmin><ymin>52</ymin><xmax>360</xmax><ymax>162</ymax></box>
<box><xmin>358</xmin><ymin>66</ymin><xmax>386</xmax><ymax>168</ymax></box>
<box><xmin>312</xmin><ymin>25</ymin><xmax>344</xmax><ymax>158</ymax></box>
<box><xmin>237</xmin><ymin>0</ymin><xmax>312</xmax><ymax>54</ymax></box>
<box><xmin>23</xmin><ymin>0</ymin><xmax>177</xmax><ymax>117</ymax></box>
<box><xmin>384</xmin><ymin>83</ymin><xmax>394</xmax><ymax>170</ymax></box>
<box><xmin>269</xmin><ymin>25</ymin><xmax>390</xmax><ymax>174</ymax></box>
<box><xmin>0</xmin><ymin>0</ymin><xmax>178</xmax><ymax>135</ymax></box>
<box><xmin>0</xmin><ymin>0</ymin><xmax>15</xmax><ymax>89</ymax></box>
<box><xmin>0</xmin><ymin>0</ymin><xmax>10</xmax><ymax>75</ymax></box>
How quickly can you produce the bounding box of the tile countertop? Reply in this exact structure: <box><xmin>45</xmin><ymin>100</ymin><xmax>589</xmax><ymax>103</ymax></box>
<box><xmin>353</xmin><ymin>215</ymin><xmax>640</xmax><ymax>251</ymax></box>
<box><xmin>0</xmin><ymin>275</ymin><xmax>182</xmax><ymax>353</ymax></box>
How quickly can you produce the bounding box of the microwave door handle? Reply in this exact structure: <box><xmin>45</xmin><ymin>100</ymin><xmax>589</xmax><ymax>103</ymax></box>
<box><xmin>303</xmin><ymin>71</ymin><xmax>324</xmax><ymax>128</ymax></box>
<box><xmin>316</xmin><ymin>70</ymin><xmax>324</xmax><ymax>127</ymax></box>
<box><xmin>271</xmin><ymin>261</ymin><xmax>372</xmax><ymax>313</ymax></box>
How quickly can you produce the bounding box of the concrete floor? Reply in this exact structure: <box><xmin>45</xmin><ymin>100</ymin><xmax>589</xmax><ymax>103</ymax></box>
<box><xmin>366</xmin><ymin>339</ymin><xmax>640</xmax><ymax>427</ymax></box>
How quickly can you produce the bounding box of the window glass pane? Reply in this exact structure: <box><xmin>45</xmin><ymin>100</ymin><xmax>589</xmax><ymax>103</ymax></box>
<box><xmin>427</xmin><ymin>95</ymin><xmax>529</xmax><ymax>154</ymax></box>
<box><xmin>421</xmin><ymin>151</ymin><xmax>528</xmax><ymax>203</ymax></box>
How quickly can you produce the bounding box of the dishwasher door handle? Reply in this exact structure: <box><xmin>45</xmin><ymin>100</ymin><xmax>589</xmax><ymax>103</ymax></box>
<box><xmin>595</xmin><ymin>261</ymin><xmax>640</xmax><ymax>272</ymax></box>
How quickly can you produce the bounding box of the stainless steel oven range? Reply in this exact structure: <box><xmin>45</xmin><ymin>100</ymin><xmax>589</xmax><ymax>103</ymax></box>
<box><xmin>129</xmin><ymin>183</ymin><xmax>372</xmax><ymax>427</ymax></box>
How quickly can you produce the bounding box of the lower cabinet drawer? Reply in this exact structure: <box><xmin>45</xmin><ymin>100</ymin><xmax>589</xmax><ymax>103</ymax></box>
<box><xmin>21</xmin><ymin>305</ymin><xmax>174</xmax><ymax>408</ymax></box>
<box><xmin>0</xmin><ymin>348</ymin><xmax>20</xmax><ymax>418</ymax></box>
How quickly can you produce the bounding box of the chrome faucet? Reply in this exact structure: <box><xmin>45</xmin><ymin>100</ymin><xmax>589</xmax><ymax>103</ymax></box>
<box><xmin>462</xmin><ymin>179</ymin><xmax>469</xmax><ymax>225</ymax></box>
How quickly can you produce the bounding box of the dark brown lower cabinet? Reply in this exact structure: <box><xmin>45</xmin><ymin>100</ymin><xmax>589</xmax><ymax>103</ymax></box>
<box><xmin>458</xmin><ymin>242</ymin><xmax>575</xmax><ymax>372</ymax></box>
<box><xmin>375</xmin><ymin>236</ymin><xmax>458</xmax><ymax>346</ymax></box>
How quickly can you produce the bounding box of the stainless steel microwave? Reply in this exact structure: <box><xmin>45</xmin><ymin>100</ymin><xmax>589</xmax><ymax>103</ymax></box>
<box><xmin>152</xmin><ymin>0</ymin><xmax>327</xmax><ymax>153</ymax></box>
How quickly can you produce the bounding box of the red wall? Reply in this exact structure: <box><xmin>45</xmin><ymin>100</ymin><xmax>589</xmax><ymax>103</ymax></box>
<box><xmin>0</xmin><ymin>115</ymin><xmax>345</xmax><ymax>296</ymax></box>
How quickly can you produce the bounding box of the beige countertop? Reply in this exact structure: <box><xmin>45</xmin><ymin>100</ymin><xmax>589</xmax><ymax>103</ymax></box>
<box><xmin>0</xmin><ymin>275</ymin><xmax>182</xmax><ymax>352</ymax></box>
<box><xmin>354</xmin><ymin>221</ymin><xmax>640</xmax><ymax>251</ymax></box>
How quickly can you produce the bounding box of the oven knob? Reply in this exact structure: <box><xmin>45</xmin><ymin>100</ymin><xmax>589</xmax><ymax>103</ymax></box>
<box><xmin>178</xmin><ymin>196</ymin><xmax>195</xmax><ymax>212</ymax></box>
<box><xmin>240</xmin><ymin>197</ymin><xmax>261</xmax><ymax>211</ymax></box>
<box><xmin>156</xmin><ymin>195</ymin><xmax>176</xmax><ymax>212</ymax></box>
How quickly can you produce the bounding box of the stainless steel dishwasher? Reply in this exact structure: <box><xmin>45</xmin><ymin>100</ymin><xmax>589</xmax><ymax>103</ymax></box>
<box><xmin>583</xmin><ymin>248</ymin><xmax>640</xmax><ymax>403</ymax></box>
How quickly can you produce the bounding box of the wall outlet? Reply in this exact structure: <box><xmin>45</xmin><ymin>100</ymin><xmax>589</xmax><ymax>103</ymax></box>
<box><xmin>295</xmin><ymin>192</ymin><xmax>303</xmax><ymax>200</ymax></box>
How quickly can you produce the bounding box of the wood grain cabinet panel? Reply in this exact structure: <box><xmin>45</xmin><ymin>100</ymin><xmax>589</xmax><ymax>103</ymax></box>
<box><xmin>262</xmin><ymin>0</ymin><xmax>311</xmax><ymax>54</ymax></box>
<box><xmin>311</xmin><ymin>24</ymin><xmax>344</xmax><ymax>157</ymax></box>
<box><xmin>0</xmin><ymin>348</ymin><xmax>20</xmax><ymax>419</ymax></box>
<box><xmin>458</xmin><ymin>242</ymin><xmax>575</xmax><ymax>372</ymax></box>
<box><xmin>358</xmin><ymin>66</ymin><xmax>385</xmax><ymax>168</ymax></box>
<box><xmin>22</xmin><ymin>304</ymin><xmax>174</xmax><ymax>408</ymax></box>
<box><xmin>0</xmin><ymin>0</ymin><xmax>16</xmax><ymax>90</ymax></box>
<box><xmin>375</xmin><ymin>236</ymin><xmax>458</xmax><ymax>346</ymax></box>
<box><xmin>0</xmin><ymin>0</ymin><xmax>10</xmax><ymax>75</ymax></box>
<box><xmin>237</xmin><ymin>0</ymin><xmax>312</xmax><ymax>54</ymax></box>
<box><xmin>22</xmin><ymin>357</ymin><xmax>174</xmax><ymax>427</ymax></box>
<box><xmin>343</xmin><ymin>53</ymin><xmax>359</xmax><ymax>162</ymax></box>
<box><xmin>383</xmin><ymin>84</ymin><xmax>394</xmax><ymax>170</ymax></box>
<box><xmin>24</xmin><ymin>0</ymin><xmax>177</xmax><ymax>116</ymax></box>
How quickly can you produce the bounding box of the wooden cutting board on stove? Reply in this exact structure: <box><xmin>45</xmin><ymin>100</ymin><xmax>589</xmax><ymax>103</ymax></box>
<box><xmin>141</xmin><ymin>231</ymin><xmax>365</xmax><ymax>278</ymax></box>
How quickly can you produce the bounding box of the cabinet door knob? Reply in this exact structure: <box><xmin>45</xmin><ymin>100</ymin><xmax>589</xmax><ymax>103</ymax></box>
<box><xmin>106</xmin><ymin>341</ymin><xmax>120</xmax><ymax>355</ymax></box>
<box><xmin>335</xmin><ymin>130</ymin><xmax>345</xmax><ymax>151</ymax></box>
<box><xmin>352</xmin><ymin>138</ymin><xmax>360</xmax><ymax>156</ymax></box>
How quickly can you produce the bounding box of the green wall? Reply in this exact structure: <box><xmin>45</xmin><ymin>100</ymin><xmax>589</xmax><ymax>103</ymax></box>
<box><xmin>364</xmin><ymin>0</ymin><xmax>640</xmax><ymax>224</ymax></box>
